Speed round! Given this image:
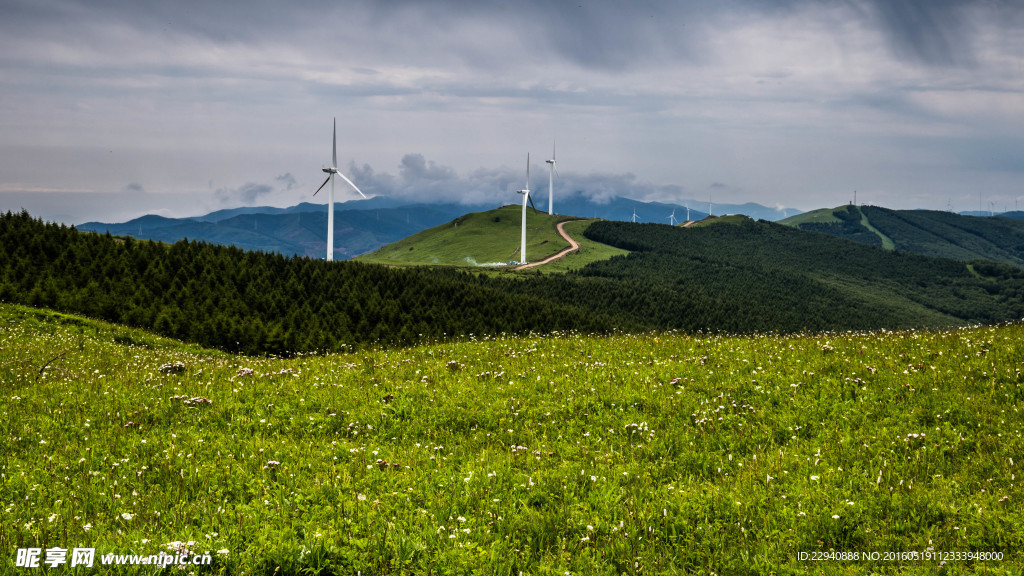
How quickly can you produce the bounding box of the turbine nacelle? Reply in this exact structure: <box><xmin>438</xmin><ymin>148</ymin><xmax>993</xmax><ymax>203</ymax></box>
<box><xmin>517</xmin><ymin>188</ymin><xmax>535</xmax><ymax>209</ymax></box>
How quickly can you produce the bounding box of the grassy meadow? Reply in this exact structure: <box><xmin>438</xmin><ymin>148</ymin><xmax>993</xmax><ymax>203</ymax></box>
<box><xmin>2</xmin><ymin>303</ymin><xmax>1022</xmax><ymax>574</ymax></box>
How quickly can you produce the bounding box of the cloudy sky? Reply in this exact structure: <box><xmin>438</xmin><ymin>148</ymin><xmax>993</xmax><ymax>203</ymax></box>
<box><xmin>2</xmin><ymin>0</ymin><xmax>1023</xmax><ymax>224</ymax></box>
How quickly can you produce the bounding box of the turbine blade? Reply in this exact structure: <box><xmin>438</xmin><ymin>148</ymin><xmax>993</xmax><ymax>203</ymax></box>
<box><xmin>528</xmin><ymin>192</ymin><xmax>535</xmax><ymax>210</ymax></box>
<box><xmin>313</xmin><ymin>175</ymin><xmax>331</xmax><ymax>197</ymax></box>
<box><xmin>337</xmin><ymin>172</ymin><xmax>367</xmax><ymax>199</ymax></box>
<box><xmin>332</xmin><ymin>117</ymin><xmax>337</xmax><ymax>169</ymax></box>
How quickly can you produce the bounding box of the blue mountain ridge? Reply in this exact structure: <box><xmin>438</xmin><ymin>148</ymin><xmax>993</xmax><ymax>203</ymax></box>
<box><xmin>77</xmin><ymin>194</ymin><xmax>798</xmax><ymax>259</ymax></box>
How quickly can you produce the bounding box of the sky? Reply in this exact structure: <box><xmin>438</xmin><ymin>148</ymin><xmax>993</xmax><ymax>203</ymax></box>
<box><xmin>2</xmin><ymin>0</ymin><xmax>1023</xmax><ymax>224</ymax></box>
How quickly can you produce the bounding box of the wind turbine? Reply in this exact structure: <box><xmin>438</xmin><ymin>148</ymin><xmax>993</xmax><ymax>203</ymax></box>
<box><xmin>684</xmin><ymin>202</ymin><xmax>690</xmax><ymax>222</ymax></box>
<box><xmin>631</xmin><ymin>208</ymin><xmax>639</xmax><ymax>223</ymax></box>
<box><xmin>667</xmin><ymin>209</ymin><xmax>677</xmax><ymax>226</ymax></box>
<box><xmin>516</xmin><ymin>154</ymin><xmax>535</xmax><ymax>265</ymax></box>
<box><xmin>313</xmin><ymin>117</ymin><xmax>365</xmax><ymax>261</ymax></box>
<box><xmin>545</xmin><ymin>140</ymin><xmax>557</xmax><ymax>215</ymax></box>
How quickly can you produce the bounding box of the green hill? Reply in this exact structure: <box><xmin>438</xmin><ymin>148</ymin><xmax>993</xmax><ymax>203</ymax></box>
<box><xmin>685</xmin><ymin>214</ymin><xmax>755</xmax><ymax>228</ymax></box>
<box><xmin>781</xmin><ymin>205</ymin><xmax>1024</xmax><ymax>264</ymax></box>
<box><xmin>556</xmin><ymin>218</ymin><xmax>1024</xmax><ymax>331</ymax></box>
<box><xmin>357</xmin><ymin>205</ymin><xmax>574</xmax><ymax>267</ymax></box>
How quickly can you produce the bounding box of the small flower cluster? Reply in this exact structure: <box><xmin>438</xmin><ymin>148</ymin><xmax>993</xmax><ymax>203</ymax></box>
<box><xmin>446</xmin><ymin>360</ymin><xmax>463</xmax><ymax>371</ymax></box>
<box><xmin>264</xmin><ymin>460</ymin><xmax>280</xmax><ymax>470</ymax></box>
<box><xmin>436</xmin><ymin>515</ymin><xmax>472</xmax><ymax>539</ymax></box>
<box><xmin>158</xmin><ymin>361</ymin><xmax>186</xmax><ymax>374</ymax></box>
<box><xmin>164</xmin><ymin>541</ymin><xmax>197</xmax><ymax>555</ymax></box>
<box><xmin>169</xmin><ymin>395</ymin><xmax>212</xmax><ymax>407</ymax></box>
<box><xmin>624</xmin><ymin>422</ymin><xmax>654</xmax><ymax>438</ymax></box>
<box><xmin>376</xmin><ymin>458</ymin><xmax>400</xmax><ymax>471</ymax></box>
<box><xmin>510</xmin><ymin>445</ymin><xmax>555</xmax><ymax>457</ymax></box>
<box><xmin>123</xmin><ymin>421</ymin><xmax>140</xmax><ymax>428</ymax></box>
<box><xmin>236</xmin><ymin>367</ymin><xmax>255</xmax><ymax>377</ymax></box>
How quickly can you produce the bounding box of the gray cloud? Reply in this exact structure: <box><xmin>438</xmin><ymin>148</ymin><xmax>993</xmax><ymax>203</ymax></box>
<box><xmin>346</xmin><ymin>153</ymin><xmax>694</xmax><ymax>208</ymax></box>
<box><xmin>215</xmin><ymin>183</ymin><xmax>273</xmax><ymax>204</ymax></box>
<box><xmin>860</xmin><ymin>0</ymin><xmax>976</xmax><ymax>67</ymax></box>
<box><xmin>275</xmin><ymin>173</ymin><xmax>297</xmax><ymax>191</ymax></box>
<box><xmin>399</xmin><ymin>154</ymin><xmax>458</xmax><ymax>183</ymax></box>
<box><xmin>3</xmin><ymin>0</ymin><xmax>1024</xmax><ymax>224</ymax></box>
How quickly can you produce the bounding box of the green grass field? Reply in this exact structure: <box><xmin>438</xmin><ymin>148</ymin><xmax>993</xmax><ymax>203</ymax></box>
<box><xmin>2</xmin><ymin>303</ymin><xmax>1021</xmax><ymax>574</ymax></box>
<box><xmin>356</xmin><ymin>206</ymin><xmax>571</xmax><ymax>268</ymax></box>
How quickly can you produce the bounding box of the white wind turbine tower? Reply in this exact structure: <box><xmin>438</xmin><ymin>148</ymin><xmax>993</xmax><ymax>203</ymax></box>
<box><xmin>667</xmin><ymin>209</ymin><xmax>677</xmax><ymax>226</ymax></box>
<box><xmin>516</xmin><ymin>154</ymin><xmax>535</xmax><ymax>265</ymax></box>
<box><xmin>313</xmin><ymin>118</ymin><xmax>365</xmax><ymax>261</ymax></box>
<box><xmin>631</xmin><ymin>208</ymin><xmax>640</xmax><ymax>223</ymax></box>
<box><xmin>545</xmin><ymin>141</ymin><xmax>557</xmax><ymax>215</ymax></box>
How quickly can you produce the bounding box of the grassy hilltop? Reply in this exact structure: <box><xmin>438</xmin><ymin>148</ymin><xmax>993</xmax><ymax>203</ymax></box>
<box><xmin>357</xmin><ymin>205</ymin><xmax>573</xmax><ymax>267</ymax></box>
<box><xmin>2</xmin><ymin>303</ymin><xmax>1021</xmax><ymax>574</ymax></box>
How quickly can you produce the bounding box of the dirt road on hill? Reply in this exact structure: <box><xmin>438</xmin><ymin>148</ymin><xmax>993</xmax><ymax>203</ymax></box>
<box><xmin>515</xmin><ymin>220</ymin><xmax>583</xmax><ymax>270</ymax></box>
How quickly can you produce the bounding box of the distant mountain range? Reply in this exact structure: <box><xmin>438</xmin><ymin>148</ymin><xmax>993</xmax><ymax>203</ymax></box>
<box><xmin>76</xmin><ymin>194</ymin><xmax>797</xmax><ymax>259</ymax></box>
<box><xmin>79</xmin><ymin>202</ymin><xmax>470</xmax><ymax>260</ymax></box>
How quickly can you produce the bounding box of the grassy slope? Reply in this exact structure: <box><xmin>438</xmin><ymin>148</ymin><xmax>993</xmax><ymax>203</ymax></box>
<box><xmin>528</xmin><ymin>219</ymin><xmax>629</xmax><ymax>275</ymax></box>
<box><xmin>861</xmin><ymin>207</ymin><xmax>1024</xmax><ymax>266</ymax></box>
<box><xmin>356</xmin><ymin>205</ymin><xmax>570</xmax><ymax>267</ymax></box>
<box><xmin>2</xmin><ymin>303</ymin><xmax>1021</xmax><ymax>574</ymax></box>
<box><xmin>578</xmin><ymin>218</ymin><xmax>1024</xmax><ymax>332</ymax></box>
<box><xmin>782</xmin><ymin>206</ymin><xmax>1024</xmax><ymax>265</ymax></box>
<box><xmin>778</xmin><ymin>208</ymin><xmax>843</xmax><ymax>226</ymax></box>
<box><xmin>858</xmin><ymin>209</ymin><xmax>896</xmax><ymax>250</ymax></box>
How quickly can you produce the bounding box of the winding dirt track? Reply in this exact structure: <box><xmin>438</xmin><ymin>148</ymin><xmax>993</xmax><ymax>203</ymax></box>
<box><xmin>515</xmin><ymin>220</ymin><xmax>583</xmax><ymax>270</ymax></box>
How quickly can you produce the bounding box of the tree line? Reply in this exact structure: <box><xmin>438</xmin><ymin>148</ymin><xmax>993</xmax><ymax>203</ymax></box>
<box><xmin>4</xmin><ymin>210</ymin><xmax>1024</xmax><ymax>354</ymax></box>
<box><xmin>0</xmin><ymin>211</ymin><xmax>616</xmax><ymax>354</ymax></box>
